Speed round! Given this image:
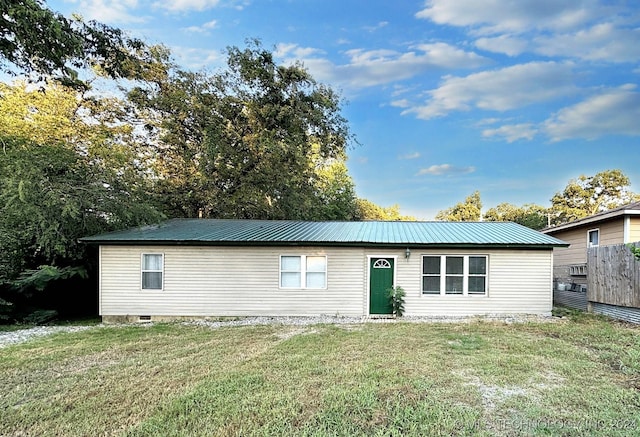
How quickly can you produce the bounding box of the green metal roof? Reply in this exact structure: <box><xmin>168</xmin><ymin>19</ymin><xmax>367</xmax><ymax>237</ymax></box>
<box><xmin>81</xmin><ymin>219</ymin><xmax>568</xmax><ymax>248</ymax></box>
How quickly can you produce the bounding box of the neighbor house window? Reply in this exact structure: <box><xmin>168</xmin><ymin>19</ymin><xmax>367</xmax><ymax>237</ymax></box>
<box><xmin>422</xmin><ymin>255</ymin><xmax>487</xmax><ymax>296</ymax></box>
<box><xmin>588</xmin><ymin>229</ymin><xmax>599</xmax><ymax>248</ymax></box>
<box><xmin>141</xmin><ymin>254</ymin><xmax>163</xmax><ymax>290</ymax></box>
<box><xmin>280</xmin><ymin>255</ymin><xmax>327</xmax><ymax>289</ymax></box>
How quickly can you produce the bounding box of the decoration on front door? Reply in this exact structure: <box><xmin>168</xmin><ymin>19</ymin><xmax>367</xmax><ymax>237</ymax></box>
<box><xmin>373</xmin><ymin>259</ymin><xmax>392</xmax><ymax>268</ymax></box>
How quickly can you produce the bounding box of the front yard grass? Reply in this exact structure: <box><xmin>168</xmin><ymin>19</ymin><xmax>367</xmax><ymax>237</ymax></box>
<box><xmin>1</xmin><ymin>313</ymin><xmax>639</xmax><ymax>436</ymax></box>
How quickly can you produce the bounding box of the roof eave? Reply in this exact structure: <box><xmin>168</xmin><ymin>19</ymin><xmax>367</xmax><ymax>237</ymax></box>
<box><xmin>543</xmin><ymin>209</ymin><xmax>640</xmax><ymax>234</ymax></box>
<box><xmin>80</xmin><ymin>239</ymin><xmax>566</xmax><ymax>249</ymax></box>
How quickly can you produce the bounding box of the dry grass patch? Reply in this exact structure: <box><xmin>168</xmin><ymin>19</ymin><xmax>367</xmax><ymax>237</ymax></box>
<box><xmin>0</xmin><ymin>315</ymin><xmax>639</xmax><ymax>436</ymax></box>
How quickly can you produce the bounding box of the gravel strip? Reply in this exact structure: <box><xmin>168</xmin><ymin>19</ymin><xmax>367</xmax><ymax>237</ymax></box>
<box><xmin>184</xmin><ymin>313</ymin><xmax>556</xmax><ymax>329</ymax></box>
<box><xmin>0</xmin><ymin>326</ymin><xmax>92</xmax><ymax>349</ymax></box>
<box><xmin>184</xmin><ymin>316</ymin><xmax>364</xmax><ymax>329</ymax></box>
<box><xmin>0</xmin><ymin>314</ymin><xmax>555</xmax><ymax>348</ymax></box>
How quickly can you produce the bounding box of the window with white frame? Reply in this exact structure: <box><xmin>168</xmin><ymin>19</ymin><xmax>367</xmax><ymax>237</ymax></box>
<box><xmin>280</xmin><ymin>255</ymin><xmax>327</xmax><ymax>289</ymax></box>
<box><xmin>422</xmin><ymin>255</ymin><xmax>487</xmax><ymax>296</ymax></box>
<box><xmin>141</xmin><ymin>254</ymin><xmax>163</xmax><ymax>290</ymax></box>
<box><xmin>587</xmin><ymin>229</ymin><xmax>599</xmax><ymax>248</ymax></box>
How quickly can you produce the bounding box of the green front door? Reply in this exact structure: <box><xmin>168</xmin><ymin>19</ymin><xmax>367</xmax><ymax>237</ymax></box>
<box><xmin>369</xmin><ymin>258</ymin><xmax>394</xmax><ymax>314</ymax></box>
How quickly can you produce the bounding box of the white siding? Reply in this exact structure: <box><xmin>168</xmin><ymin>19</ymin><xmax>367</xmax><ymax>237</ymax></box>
<box><xmin>99</xmin><ymin>245</ymin><xmax>553</xmax><ymax>317</ymax></box>
<box><xmin>389</xmin><ymin>248</ymin><xmax>553</xmax><ymax>316</ymax></box>
<box><xmin>100</xmin><ymin>245</ymin><xmax>366</xmax><ymax>317</ymax></box>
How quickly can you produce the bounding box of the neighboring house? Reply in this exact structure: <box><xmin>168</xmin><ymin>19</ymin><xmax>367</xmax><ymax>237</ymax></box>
<box><xmin>81</xmin><ymin>219</ymin><xmax>567</xmax><ymax>322</ymax></box>
<box><xmin>542</xmin><ymin>201</ymin><xmax>640</xmax><ymax>290</ymax></box>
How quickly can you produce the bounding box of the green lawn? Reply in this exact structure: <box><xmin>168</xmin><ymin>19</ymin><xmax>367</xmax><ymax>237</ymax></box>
<box><xmin>1</xmin><ymin>312</ymin><xmax>639</xmax><ymax>436</ymax></box>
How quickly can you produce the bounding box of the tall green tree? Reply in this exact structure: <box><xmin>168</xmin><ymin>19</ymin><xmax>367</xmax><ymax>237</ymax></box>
<box><xmin>484</xmin><ymin>203</ymin><xmax>548</xmax><ymax>230</ymax></box>
<box><xmin>129</xmin><ymin>41</ymin><xmax>356</xmax><ymax>220</ymax></box>
<box><xmin>0</xmin><ymin>81</ymin><xmax>162</xmax><ymax>321</ymax></box>
<box><xmin>311</xmin><ymin>158</ymin><xmax>360</xmax><ymax>220</ymax></box>
<box><xmin>0</xmin><ymin>0</ymin><xmax>150</xmax><ymax>87</ymax></box>
<box><xmin>549</xmin><ymin>169</ymin><xmax>638</xmax><ymax>225</ymax></box>
<box><xmin>435</xmin><ymin>191</ymin><xmax>482</xmax><ymax>221</ymax></box>
<box><xmin>0</xmin><ymin>138</ymin><xmax>158</xmax><ymax>279</ymax></box>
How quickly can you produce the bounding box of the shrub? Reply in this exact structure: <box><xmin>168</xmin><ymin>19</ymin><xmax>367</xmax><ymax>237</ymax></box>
<box><xmin>386</xmin><ymin>286</ymin><xmax>405</xmax><ymax>317</ymax></box>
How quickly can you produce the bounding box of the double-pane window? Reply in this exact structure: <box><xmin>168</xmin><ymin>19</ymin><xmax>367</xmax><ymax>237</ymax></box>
<box><xmin>280</xmin><ymin>255</ymin><xmax>327</xmax><ymax>289</ymax></box>
<box><xmin>422</xmin><ymin>255</ymin><xmax>487</xmax><ymax>296</ymax></box>
<box><xmin>445</xmin><ymin>256</ymin><xmax>464</xmax><ymax>294</ymax></box>
<box><xmin>142</xmin><ymin>254</ymin><xmax>163</xmax><ymax>290</ymax></box>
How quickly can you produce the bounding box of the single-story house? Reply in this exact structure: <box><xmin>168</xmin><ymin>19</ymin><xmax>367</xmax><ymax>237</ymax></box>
<box><xmin>81</xmin><ymin>219</ymin><xmax>567</xmax><ymax>322</ymax></box>
<box><xmin>541</xmin><ymin>201</ymin><xmax>640</xmax><ymax>289</ymax></box>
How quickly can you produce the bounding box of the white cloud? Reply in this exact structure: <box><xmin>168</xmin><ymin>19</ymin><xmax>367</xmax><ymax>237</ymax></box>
<box><xmin>482</xmin><ymin>123</ymin><xmax>537</xmax><ymax>142</ymax></box>
<box><xmin>171</xmin><ymin>46</ymin><xmax>223</xmax><ymax>70</ymax></box>
<box><xmin>475</xmin><ymin>35</ymin><xmax>528</xmax><ymax>56</ymax></box>
<box><xmin>416</xmin><ymin>0</ymin><xmax>600</xmax><ymax>34</ymax></box>
<box><xmin>417</xmin><ymin>164</ymin><xmax>476</xmax><ymax>176</ymax></box>
<box><xmin>183</xmin><ymin>19</ymin><xmax>218</xmax><ymax>34</ymax></box>
<box><xmin>276</xmin><ymin>43</ymin><xmax>488</xmax><ymax>89</ymax></box>
<box><xmin>69</xmin><ymin>0</ymin><xmax>145</xmax><ymax>24</ymax></box>
<box><xmin>154</xmin><ymin>0</ymin><xmax>221</xmax><ymax>12</ymax></box>
<box><xmin>544</xmin><ymin>84</ymin><xmax>640</xmax><ymax>141</ymax></box>
<box><xmin>391</xmin><ymin>84</ymin><xmax>416</xmax><ymax>97</ymax></box>
<box><xmin>275</xmin><ymin>43</ymin><xmax>324</xmax><ymax>59</ymax></box>
<box><xmin>399</xmin><ymin>152</ymin><xmax>421</xmax><ymax>160</ymax></box>
<box><xmin>417</xmin><ymin>1</ymin><xmax>639</xmax><ymax>64</ymax></box>
<box><xmin>402</xmin><ymin>62</ymin><xmax>577</xmax><ymax>120</ymax></box>
<box><xmin>534</xmin><ymin>23</ymin><xmax>640</xmax><ymax>63</ymax></box>
<box><xmin>477</xmin><ymin>85</ymin><xmax>640</xmax><ymax>142</ymax></box>
<box><xmin>364</xmin><ymin>21</ymin><xmax>389</xmax><ymax>32</ymax></box>
<box><xmin>410</xmin><ymin>43</ymin><xmax>489</xmax><ymax>69</ymax></box>
<box><xmin>476</xmin><ymin>118</ymin><xmax>502</xmax><ymax>126</ymax></box>
<box><xmin>390</xmin><ymin>99</ymin><xmax>411</xmax><ymax>108</ymax></box>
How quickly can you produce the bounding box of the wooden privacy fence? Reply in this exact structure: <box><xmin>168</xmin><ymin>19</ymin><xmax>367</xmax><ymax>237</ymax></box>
<box><xmin>587</xmin><ymin>242</ymin><xmax>640</xmax><ymax>308</ymax></box>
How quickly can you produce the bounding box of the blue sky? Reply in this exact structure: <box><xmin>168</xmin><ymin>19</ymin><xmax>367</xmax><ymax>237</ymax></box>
<box><xmin>49</xmin><ymin>0</ymin><xmax>640</xmax><ymax>219</ymax></box>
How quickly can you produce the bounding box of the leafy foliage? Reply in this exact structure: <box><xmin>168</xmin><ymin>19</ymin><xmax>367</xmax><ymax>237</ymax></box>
<box><xmin>312</xmin><ymin>159</ymin><xmax>360</xmax><ymax>220</ymax></box>
<box><xmin>0</xmin><ymin>135</ymin><xmax>159</xmax><ymax>276</ymax></box>
<box><xmin>435</xmin><ymin>191</ymin><xmax>482</xmax><ymax>221</ymax></box>
<box><xmin>0</xmin><ymin>0</ymin><xmax>151</xmax><ymax>87</ymax></box>
<box><xmin>0</xmin><ymin>82</ymin><xmax>163</xmax><ymax>321</ymax></box>
<box><xmin>484</xmin><ymin>202</ymin><xmax>548</xmax><ymax>230</ymax></box>
<box><xmin>0</xmin><ymin>296</ymin><xmax>12</xmax><ymax>321</ymax></box>
<box><xmin>355</xmin><ymin>199</ymin><xmax>415</xmax><ymax>221</ymax></box>
<box><xmin>628</xmin><ymin>244</ymin><xmax>640</xmax><ymax>261</ymax></box>
<box><xmin>21</xmin><ymin>309</ymin><xmax>59</xmax><ymax>325</ymax></box>
<box><xmin>438</xmin><ymin>170</ymin><xmax>636</xmax><ymax>227</ymax></box>
<box><xmin>12</xmin><ymin>266</ymin><xmax>89</xmax><ymax>293</ymax></box>
<box><xmin>386</xmin><ymin>286</ymin><xmax>405</xmax><ymax>317</ymax></box>
<box><xmin>549</xmin><ymin>169</ymin><xmax>638</xmax><ymax>225</ymax></box>
<box><xmin>129</xmin><ymin>41</ymin><xmax>357</xmax><ymax>220</ymax></box>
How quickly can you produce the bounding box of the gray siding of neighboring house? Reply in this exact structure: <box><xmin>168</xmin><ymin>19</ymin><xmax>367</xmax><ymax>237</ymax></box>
<box><xmin>630</xmin><ymin>217</ymin><xmax>640</xmax><ymax>242</ymax></box>
<box><xmin>550</xmin><ymin>218</ymin><xmax>624</xmax><ymax>267</ymax></box>
<box><xmin>99</xmin><ymin>245</ymin><xmax>554</xmax><ymax>318</ymax></box>
<box><xmin>547</xmin><ymin>218</ymin><xmax>625</xmax><ymax>289</ymax></box>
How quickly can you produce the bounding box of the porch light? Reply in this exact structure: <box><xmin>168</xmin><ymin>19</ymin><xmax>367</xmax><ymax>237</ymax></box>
<box><xmin>405</xmin><ymin>248</ymin><xmax>411</xmax><ymax>259</ymax></box>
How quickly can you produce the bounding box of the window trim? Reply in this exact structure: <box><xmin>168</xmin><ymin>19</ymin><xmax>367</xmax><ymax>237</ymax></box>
<box><xmin>279</xmin><ymin>255</ymin><xmax>327</xmax><ymax>289</ymax></box>
<box><xmin>421</xmin><ymin>254</ymin><xmax>488</xmax><ymax>296</ymax></box>
<box><xmin>141</xmin><ymin>253</ymin><xmax>164</xmax><ymax>291</ymax></box>
<box><xmin>587</xmin><ymin>228</ymin><xmax>600</xmax><ymax>248</ymax></box>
